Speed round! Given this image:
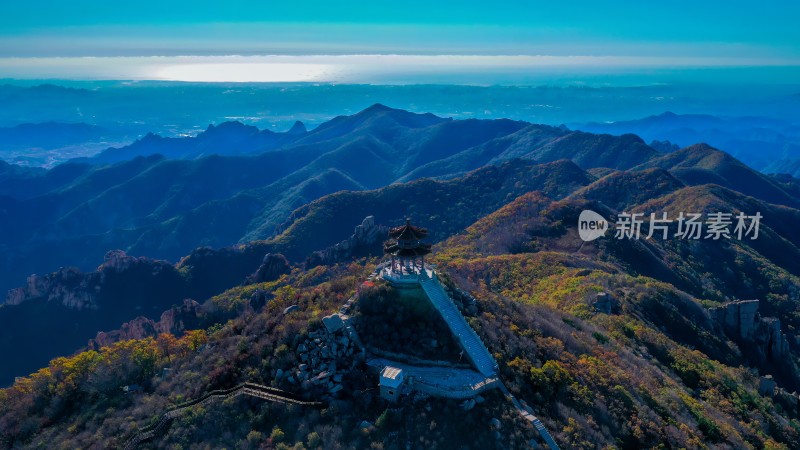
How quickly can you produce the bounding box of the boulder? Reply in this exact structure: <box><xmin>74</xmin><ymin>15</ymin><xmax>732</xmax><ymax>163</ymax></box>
<box><xmin>759</xmin><ymin>375</ymin><xmax>776</xmax><ymax>396</ymax></box>
<box><xmin>592</xmin><ymin>292</ymin><xmax>619</xmax><ymax>314</ymax></box>
<box><xmin>316</xmin><ymin>371</ymin><xmax>331</xmax><ymax>380</ymax></box>
<box><xmin>322</xmin><ymin>314</ymin><xmax>345</xmax><ymax>333</ymax></box>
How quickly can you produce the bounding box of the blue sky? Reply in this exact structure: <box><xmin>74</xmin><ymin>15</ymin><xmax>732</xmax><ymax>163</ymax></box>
<box><xmin>1</xmin><ymin>1</ymin><xmax>798</xmax><ymax>82</ymax></box>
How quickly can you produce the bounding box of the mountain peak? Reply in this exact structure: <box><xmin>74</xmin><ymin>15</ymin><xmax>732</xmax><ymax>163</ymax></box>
<box><xmin>204</xmin><ymin>121</ymin><xmax>258</xmax><ymax>134</ymax></box>
<box><xmin>362</xmin><ymin>103</ymin><xmax>394</xmax><ymax>113</ymax></box>
<box><xmin>140</xmin><ymin>132</ymin><xmax>162</xmax><ymax>142</ymax></box>
<box><xmin>287</xmin><ymin>120</ymin><xmax>307</xmax><ymax>135</ymax></box>
<box><xmin>676</xmin><ymin>142</ymin><xmax>721</xmax><ymax>155</ymax></box>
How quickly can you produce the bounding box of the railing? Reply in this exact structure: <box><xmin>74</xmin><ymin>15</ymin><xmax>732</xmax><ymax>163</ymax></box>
<box><xmin>121</xmin><ymin>382</ymin><xmax>322</xmax><ymax>450</ymax></box>
<box><xmin>500</xmin><ymin>384</ymin><xmax>560</xmax><ymax>450</ymax></box>
<box><xmin>411</xmin><ymin>375</ymin><xmax>500</xmax><ymax>393</ymax></box>
<box><xmin>419</xmin><ymin>277</ymin><xmax>498</xmax><ymax>376</ymax></box>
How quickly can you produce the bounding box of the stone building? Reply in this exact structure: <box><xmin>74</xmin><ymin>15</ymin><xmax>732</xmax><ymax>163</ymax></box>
<box><xmin>379</xmin><ymin>366</ymin><xmax>405</xmax><ymax>401</ymax></box>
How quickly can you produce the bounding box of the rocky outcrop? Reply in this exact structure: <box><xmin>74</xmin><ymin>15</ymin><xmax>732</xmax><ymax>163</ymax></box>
<box><xmin>5</xmin><ymin>267</ymin><xmax>97</xmax><ymax>310</ymax></box>
<box><xmin>4</xmin><ymin>250</ymin><xmax>177</xmax><ymax>310</ymax></box>
<box><xmin>282</xmin><ymin>325</ymin><xmax>360</xmax><ymax>400</ymax></box>
<box><xmin>759</xmin><ymin>375</ymin><xmax>777</xmax><ymax>396</ymax></box>
<box><xmin>761</xmin><ymin>317</ymin><xmax>791</xmax><ymax>362</ymax></box>
<box><xmin>247</xmin><ymin>253</ymin><xmax>291</xmax><ymax>284</ymax></box>
<box><xmin>710</xmin><ymin>299</ymin><xmax>793</xmax><ymax>369</ymax></box>
<box><xmin>306</xmin><ymin>216</ymin><xmax>387</xmax><ymax>267</ymax></box>
<box><xmin>710</xmin><ymin>300</ymin><xmax>760</xmax><ymax>340</ymax></box>
<box><xmin>592</xmin><ymin>292</ymin><xmax>619</xmax><ymax>314</ymax></box>
<box><xmin>101</xmin><ymin>249</ymin><xmax>138</xmax><ymax>272</ymax></box>
<box><xmin>89</xmin><ymin>299</ymin><xmax>203</xmax><ymax>349</ymax></box>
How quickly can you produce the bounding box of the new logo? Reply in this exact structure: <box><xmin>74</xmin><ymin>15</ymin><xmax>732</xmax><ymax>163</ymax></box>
<box><xmin>578</xmin><ymin>210</ymin><xmax>608</xmax><ymax>242</ymax></box>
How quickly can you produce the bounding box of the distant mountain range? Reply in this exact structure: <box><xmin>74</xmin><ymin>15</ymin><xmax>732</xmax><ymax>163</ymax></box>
<box><xmin>574</xmin><ymin>111</ymin><xmax>800</xmax><ymax>174</ymax></box>
<box><xmin>0</xmin><ymin>122</ymin><xmax>133</xmax><ymax>167</ymax></box>
<box><xmin>0</xmin><ymin>122</ymin><xmax>111</xmax><ymax>151</ymax></box>
<box><xmin>0</xmin><ymin>104</ymin><xmax>651</xmax><ymax>296</ymax></box>
<box><xmin>73</xmin><ymin>120</ymin><xmax>307</xmax><ymax>164</ymax></box>
<box><xmin>2</xmin><ymin>105</ymin><xmax>799</xmax><ymax>300</ymax></box>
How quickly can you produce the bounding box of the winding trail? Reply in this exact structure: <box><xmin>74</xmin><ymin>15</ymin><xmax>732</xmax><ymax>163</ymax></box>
<box><xmin>121</xmin><ymin>382</ymin><xmax>322</xmax><ymax>450</ymax></box>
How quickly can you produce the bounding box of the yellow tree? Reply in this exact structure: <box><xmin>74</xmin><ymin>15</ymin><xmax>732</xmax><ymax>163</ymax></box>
<box><xmin>156</xmin><ymin>333</ymin><xmax>179</xmax><ymax>362</ymax></box>
<box><xmin>182</xmin><ymin>329</ymin><xmax>208</xmax><ymax>352</ymax></box>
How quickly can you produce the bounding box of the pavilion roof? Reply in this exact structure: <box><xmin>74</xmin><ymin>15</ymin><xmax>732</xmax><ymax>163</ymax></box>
<box><xmin>383</xmin><ymin>240</ymin><xmax>432</xmax><ymax>257</ymax></box>
<box><xmin>388</xmin><ymin>219</ymin><xmax>428</xmax><ymax>241</ymax></box>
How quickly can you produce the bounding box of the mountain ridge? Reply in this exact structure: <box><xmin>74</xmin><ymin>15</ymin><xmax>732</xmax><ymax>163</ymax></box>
<box><xmin>0</xmin><ymin>105</ymin><xmax>663</xmax><ymax>296</ymax></box>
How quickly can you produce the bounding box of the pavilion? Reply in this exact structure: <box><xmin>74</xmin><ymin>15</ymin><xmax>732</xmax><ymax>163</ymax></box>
<box><xmin>383</xmin><ymin>218</ymin><xmax>431</xmax><ymax>274</ymax></box>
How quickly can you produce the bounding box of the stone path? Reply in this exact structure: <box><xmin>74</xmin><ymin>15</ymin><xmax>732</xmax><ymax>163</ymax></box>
<box><xmin>121</xmin><ymin>382</ymin><xmax>322</xmax><ymax>449</ymax></box>
<box><xmin>500</xmin><ymin>383</ymin><xmax>560</xmax><ymax>449</ymax></box>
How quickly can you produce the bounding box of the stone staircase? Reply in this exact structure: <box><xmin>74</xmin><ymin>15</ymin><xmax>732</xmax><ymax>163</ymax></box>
<box><xmin>122</xmin><ymin>382</ymin><xmax>322</xmax><ymax>449</ymax></box>
<box><xmin>533</xmin><ymin>417</ymin><xmax>560</xmax><ymax>450</ymax></box>
<box><xmin>419</xmin><ymin>275</ymin><xmax>498</xmax><ymax>377</ymax></box>
<box><xmin>501</xmin><ymin>384</ymin><xmax>560</xmax><ymax>450</ymax></box>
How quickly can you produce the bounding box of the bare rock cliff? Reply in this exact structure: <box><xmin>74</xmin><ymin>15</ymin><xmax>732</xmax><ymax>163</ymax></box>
<box><xmin>306</xmin><ymin>216</ymin><xmax>387</xmax><ymax>267</ymax></box>
<box><xmin>710</xmin><ymin>299</ymin><xmax>793</xmax><ymax>372</ymax></box>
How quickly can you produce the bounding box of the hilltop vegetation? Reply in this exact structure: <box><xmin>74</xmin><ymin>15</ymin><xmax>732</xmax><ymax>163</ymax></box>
<box><xmin>0</xmin><ymin>262</ymin><xmax>536</xmax><ymax>449</ymax></box>
<box><xmin>432</xmin><ymin>190</ymin><xmax>800</xmax><ymax>447</ymax></box>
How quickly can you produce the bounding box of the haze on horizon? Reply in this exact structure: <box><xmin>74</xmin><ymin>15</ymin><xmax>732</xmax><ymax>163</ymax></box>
<box><xmin>1</xmin><ymin>0</ymin><xmax>799</xmax><ymax>85</ymax></box>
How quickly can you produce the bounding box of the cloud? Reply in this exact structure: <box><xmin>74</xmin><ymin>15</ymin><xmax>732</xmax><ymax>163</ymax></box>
<box><xmin>1</xmin><ymin>54</ymin><xmax>799</xmax><ymax>83</ymax></box>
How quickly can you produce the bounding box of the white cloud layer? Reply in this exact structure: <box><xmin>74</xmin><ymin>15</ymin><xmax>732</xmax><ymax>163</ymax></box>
<box><xmin>2</xmin><ymin>54</ymin><xmax>798</xmax><ymax>83</ymax></box>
